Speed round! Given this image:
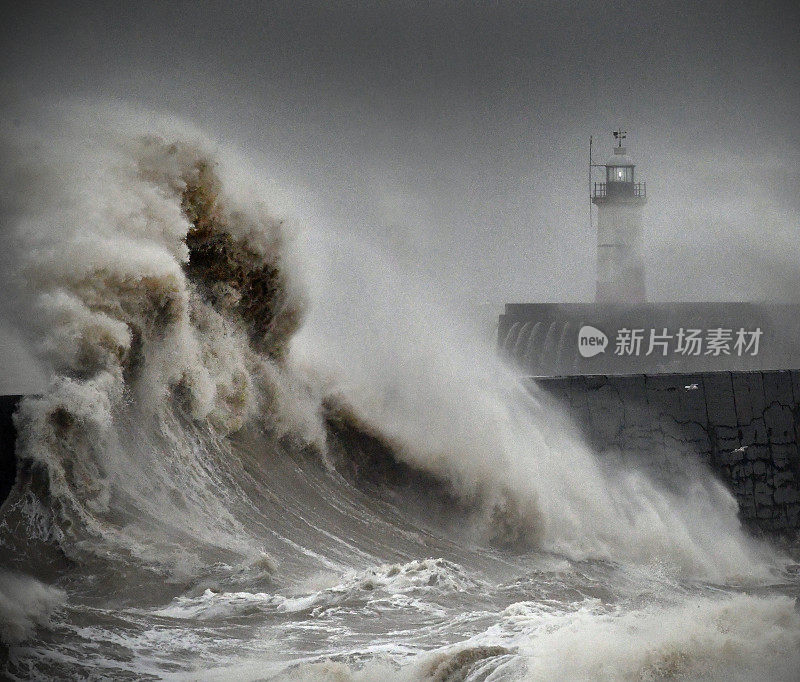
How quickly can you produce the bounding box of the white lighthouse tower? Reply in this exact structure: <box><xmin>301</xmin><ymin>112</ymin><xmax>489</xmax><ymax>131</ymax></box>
<box><xmin>591</xmin><ymin>130</ymin><xmax>647</xmax><ymax>303</ymax></box>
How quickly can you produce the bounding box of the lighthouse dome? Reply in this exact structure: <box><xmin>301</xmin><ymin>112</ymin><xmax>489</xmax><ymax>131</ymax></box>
<box><xmin>606</xmin><ymin>146</ymin><xmax>635</xmax><ymax>166</ymax></box>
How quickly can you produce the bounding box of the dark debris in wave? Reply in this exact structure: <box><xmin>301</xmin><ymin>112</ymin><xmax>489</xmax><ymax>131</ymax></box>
<box><xmin>181</xmin><ymin>160</ymin><xmax>300</xmax><ymax>360</ymax></box>
<box><xmin>422</xmin><ymin>645</ymin><xmax>512</xmax><ymax>681</ymax></box>
<box><xmin>322</xmin><ymin>398</ymin><xmax>543</xmax><ymax>550</ymax></box>
<box><xmin>324</xmin><ymin>400</ymin><xmax>463</xmax><ymax>501</ymax></box>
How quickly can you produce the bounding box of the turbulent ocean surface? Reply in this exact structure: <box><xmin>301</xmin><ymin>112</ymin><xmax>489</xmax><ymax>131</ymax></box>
<box><xmin>1</xmin><ymin>107</ymin><xmax>799</xmax><ymax>680</ymax></box>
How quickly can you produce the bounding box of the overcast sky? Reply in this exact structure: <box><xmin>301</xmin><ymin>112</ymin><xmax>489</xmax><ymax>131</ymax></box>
<box><xmin>1</xmin><ymin>0</ymin><xmax>799</xmax><ymax>380</ymax></box>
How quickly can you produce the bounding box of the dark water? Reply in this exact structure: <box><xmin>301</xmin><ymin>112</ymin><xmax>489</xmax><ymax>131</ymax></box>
<box><xmin>2</xmin><ymin>417</ymin><xmax>799</xmax><ymax>681</ymax></box>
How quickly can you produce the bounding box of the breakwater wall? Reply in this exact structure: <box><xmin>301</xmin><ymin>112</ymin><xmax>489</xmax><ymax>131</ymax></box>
<box><xmin>0</xmin><ymin>396</ymin><xmax>21</xmax><ymax>511</ymax></box>
<box><xmin>499</xmin><ymin>302</ymin><xmax>800</xmax><ymax>376</ymax></box>
<box><xmin>534</xmin><ymin>371</ymin><xmax>800</xmax><ymax>533</ymax></box>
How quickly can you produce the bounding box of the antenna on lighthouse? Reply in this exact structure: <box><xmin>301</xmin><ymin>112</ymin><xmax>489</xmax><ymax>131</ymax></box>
<box><xmin>589</xmin><ymin>135</ymin><xmax>593</xmax><ymax>232</ymax></box>
<box><xmin>613</xmin><ymin>128</ymin><xmax>627</xmax><ymax>147</ymax></box>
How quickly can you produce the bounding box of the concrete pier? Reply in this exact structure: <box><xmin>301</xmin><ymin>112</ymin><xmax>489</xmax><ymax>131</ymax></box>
<box><xmin>535</xmin><ymin>371</ymin><xmax>800</xmax><ymax>533</ymax></box>
<box><xmin>0</xmin><ymin>396</ymin><xmax>21</xmax><ymax>510</ymax></box>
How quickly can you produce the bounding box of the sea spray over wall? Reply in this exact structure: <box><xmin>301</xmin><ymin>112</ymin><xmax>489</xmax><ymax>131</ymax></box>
<box><xmin>290</xmin><ymin>229</ymin><xmax>774</xmax><ymax>578</ymax></box>
<box><xmin>0</xmin><ymin>104</ymin><xmax>776</xmax><ymax>583</ymax></box>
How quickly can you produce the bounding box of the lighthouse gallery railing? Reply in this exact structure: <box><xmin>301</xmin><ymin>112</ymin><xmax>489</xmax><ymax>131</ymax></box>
<box><xmin>592</xmin><ymin>182</ymin><xmax>646</xmax><ymax>199</ymax></box>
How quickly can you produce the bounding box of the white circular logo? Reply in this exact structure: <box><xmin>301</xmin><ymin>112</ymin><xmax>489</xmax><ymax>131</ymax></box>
<box><xmin>578</xmin><ymin>325</ymin><xmax>608</xmax><ymax>358</ymax></box>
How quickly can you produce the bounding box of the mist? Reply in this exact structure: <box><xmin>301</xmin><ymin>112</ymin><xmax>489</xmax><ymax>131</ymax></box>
<box><xmin>1</xmin><ymin>0</ymin><xmax>798</xmax><ymax>388</ymax></box>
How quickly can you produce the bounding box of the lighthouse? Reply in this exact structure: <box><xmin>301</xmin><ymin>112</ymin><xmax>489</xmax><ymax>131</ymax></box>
<box><xmin>591</xmin><ymin>130</ymin><xmax>647</xmax><ymax>303</ymax></box>
<box><xmin>498</xmin><ymin>128</ymin><xmax>798</xmax><ymax>379</ymax></box>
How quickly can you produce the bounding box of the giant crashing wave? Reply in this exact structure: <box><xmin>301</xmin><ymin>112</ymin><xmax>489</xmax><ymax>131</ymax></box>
<box><xmin>0</xmin><ymin>107</ymin><xmax>798</xmax><ymax>680</ymax></box>
<box><xmin>0</xmin><ymin>112</ymin><xmax>536</xmax><ymax>593</ymax></box>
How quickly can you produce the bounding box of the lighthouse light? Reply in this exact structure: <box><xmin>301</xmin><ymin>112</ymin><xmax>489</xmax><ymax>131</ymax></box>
<box><xmin>607</xmin><ymin>165</ymin><xmax>632</xmax><ymax>183</ymax></box>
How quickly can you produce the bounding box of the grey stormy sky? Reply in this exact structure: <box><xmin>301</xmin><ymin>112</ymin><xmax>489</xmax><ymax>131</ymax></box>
<box><xmin>0</xmin><ymin>1</ymin><xmax>799</xmax><ymax>390</ymax></box>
